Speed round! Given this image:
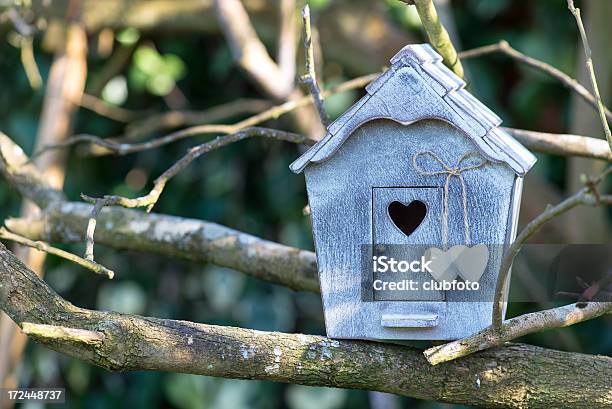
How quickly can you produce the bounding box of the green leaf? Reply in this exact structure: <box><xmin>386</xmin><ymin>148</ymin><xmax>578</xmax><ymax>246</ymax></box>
<box><xmin>116</xmin><ymin>27</ymin><xmax>140</xmax><ymax>45</ymax></box>
<box><xmin>134</xmin><ymin>46</ymin><xmax>164</xmax><ymax>76</ymax></box>
<box><xmin>147</xmin><ymin>73</ymin><xmax>176</xmax><ymax>96</ymax></box>
<box><xmin>163</xmin><ymin>54</ymin><xmax>187</xmax><ymax>80</ymax></box>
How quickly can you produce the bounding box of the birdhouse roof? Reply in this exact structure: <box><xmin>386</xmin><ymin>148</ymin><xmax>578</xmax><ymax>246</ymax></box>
<box><xmin>290</xmin><ymin>44</ymin><xmax>536</xmax><ymax>176</ymax></box>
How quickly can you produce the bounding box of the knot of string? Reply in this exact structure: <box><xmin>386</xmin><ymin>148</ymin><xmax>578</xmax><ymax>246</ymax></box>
<box><xmin>412</xmin><ymin>150</ymin><xmax>487</xmax><ymax>248</ymax></box>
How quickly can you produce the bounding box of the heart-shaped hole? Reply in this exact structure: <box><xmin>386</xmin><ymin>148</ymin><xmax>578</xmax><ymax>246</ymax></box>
<box><xmin>387</xmin><ymin>200</ymin><xmax>427</xmax><ymax>237</ymax></box>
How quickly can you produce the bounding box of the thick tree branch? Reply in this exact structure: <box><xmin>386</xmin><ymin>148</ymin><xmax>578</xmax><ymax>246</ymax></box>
<box><xmin>1</xmin><ymin>133</ymin><xmax>319</xmax><ymax>291</ymax></box>
<box><xmin>0</xmin><ymin>133</ymin><xmax>65</xmax><ymax>208</ymax></box>
<box><xmin>213</xmin><ymin>0</ymin><xmax>293</xmax><ymax>100</ymax></box>
<box><xmin>502</xmin><ymin>127</ymin><xmax>611</xmax><ymax>161</ymax></box>
<box><xmin>0</xmin><ymin>243</ymin><xmax>610</xmax><ymax>409</ymax></box>
<box><xmin>5</xmin><ymin>203</ymin><xmax>319</xmax><ymax>293</ymax></box>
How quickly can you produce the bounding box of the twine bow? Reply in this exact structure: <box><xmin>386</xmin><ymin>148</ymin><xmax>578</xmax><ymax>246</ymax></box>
<box><xmin>412</xmin><ymin>151</ymin><xmax>487</xmax><ymax>248</ymax></box>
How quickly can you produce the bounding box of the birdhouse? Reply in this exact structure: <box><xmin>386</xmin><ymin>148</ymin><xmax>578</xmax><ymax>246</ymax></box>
<box><xmin>290</xmin><ymin>44</ymin><xmax>536</xmax><ymax>340</ymax></box>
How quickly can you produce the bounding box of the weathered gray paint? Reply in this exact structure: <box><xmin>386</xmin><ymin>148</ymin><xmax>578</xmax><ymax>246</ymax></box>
<box><xmin>291</xmin><ymin>44</ymin><xmax>536</xmax><ymax>340</ymax></box>
<box><xmin>372</xmin><ymin>187</ymin><xmax>444</xmax><ymax>302</ymax></box>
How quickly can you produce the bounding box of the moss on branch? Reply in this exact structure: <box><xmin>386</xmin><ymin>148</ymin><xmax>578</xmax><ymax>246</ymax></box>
<box><xmin>0</xmin><ymin>243</ymin><xmax>610</xmax><ymax>408</ymax></box>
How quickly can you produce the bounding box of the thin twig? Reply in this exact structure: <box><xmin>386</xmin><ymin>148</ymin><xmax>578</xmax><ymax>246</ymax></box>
<box><xmin>0</xmin><ymin>227</ymin><xmax>114</xmax><ymax>279</ymax></box>
<box><xmin>576</xmin><ymin>270</ymin><xmax>612</xmax><ymax>304</ymax></box>
<box><xmin>75</xmin><ymin>127</ymin><xmax>310</xmax><ymax>259</ymax></box>
<box><xmin>81</xmin><ymin>127</ymin><xmax>313</xmax><ymax>214</ymax></box>
<box><xmin>424</xmin><ymin>302</ymin><xmax>612</xmax><ymax>365</ymax></box>
<box><xmin>405</xmin><ymin>0</ymin><xmax>464</xmax><ymax>78</ymax></box>
<box><xmin>83</xmin><ymin>197</ymin><xmax>107</xmax><ymax>262</ymax></box>
<box><xmin>33</xmin><ymin>74</ymin><xmax>377</xmax><ymax>158</ymax></box>
<box><xmin>21</xmin><ymin>323</ymin><xmax>104</xmax><ymax>345</ymax></box>
<box><xmin>299</xmin><ymin>5</ymin><xmax>329</xmax><ymax>126</ymax></box>
<box><xmin>19</xmin><ymin>36</ymin><xmax>42</xmax><ymax>90</ymax></box>
<box><xmin>567</xmin><ymin>0</ymin><xmax>612</xmax><ymax>151</ymax></box>
<box><xmin>491</xmin><ymin>168</ymin><xmax>612</xmax><ymax>328</ymax></box>
<box><xmin>124</xmin><ymin>99</ymin><xmax>272</xmax><ymax>140</ymax></box>
<box><xmin>459</xmin><ymin>40</ymin><xmax>612</xmax><ymax>125</ymax></box>
<box><xmin>78</xmin><ymin>93</ymin><xmax>144</xmax><ymax>123</ymax></box>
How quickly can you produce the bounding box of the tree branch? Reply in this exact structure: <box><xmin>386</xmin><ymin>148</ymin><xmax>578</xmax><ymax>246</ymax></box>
<box><xmin>492</xmin><ymin>169</ymin><xmax>612</xmax><ymax>328</ymax></box>
<box><xmin>123</xmin><ymin>99</ymin><xmax>272</xmax><ymax>141</ymax></box>
<box><xmin>213</xmin><ymin>0</ymin><xmax>293</xmax><ymax>100</ymax></box>
<box><xmin>34</xmin><ymin>74</ymin><xmax>376</xmax><ymax>158</ymax></box>
<box><xmin>79</xmin><ymin>127</ymin><xmax>312</xmax><ymax>213</ymax></box>
<box><xmin>459</xmin><ymin>40</ymin><xmax>612</xmax><ymax>125</ymax></box>
<box><xmin>424</xmin><ymin>302</ymin><xmax>612</xmax><ymax>366</ymax></box>
<box><xmin>277</xmin><ymin>0</ymin><xmax>297</xmax><ymax>89</ymax></box>
<box><xmin>408</xmin><ymin>0</ymin><xmax>464</xmax><ymax>78</ymax></box>
<box><xmin>21</xmin><ymin>323</ymin><xmax>104</xmax><ymax>346</ymax></box>
<box><xmin>299</xmin><ymin>5</ymin><xmax>329</xmax><ymax>126</ymax></box>
<box><xmin>502</xmin><ymin>127</ymin><xmax>612</xmax><ymax>161</ymax></box>
<box><xmin>0</xmin><ymin>133</ymin><xmax>65</xmax><ymax>208</ymax></box>
<box><xmin>5</xmin><ymin>202</ymin><xmax>319</xmax><ymax>293</ymax></box>
<box><xmin>0</xmin><ymin>227</ymin><xmax>113</xmax><ymax>279</ymax></box>
<box><xmin>0</xmin><ymin>243</ymin><xmax>610</xmax><ymax>409</ymax></box>
<box><xmin>567</xmin><ymin>0</ymin><xmax>612</xmax><ymax>151</ymax></box>
<box><xmin>1</xmin><ymin>133</ymin><xmax>319</xmax><ymax>291</ymax></box>
<box><xmin>78</xmin><ymin>93</ymin><xmax>144</xmax><ymax>123</ymax></box>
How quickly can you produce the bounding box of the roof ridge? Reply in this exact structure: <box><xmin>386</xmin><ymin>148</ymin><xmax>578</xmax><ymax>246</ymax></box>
<box><xmin>290</xmin><ymin>44</ymin><xmax>536</xmax><ymax>175</ymax></box>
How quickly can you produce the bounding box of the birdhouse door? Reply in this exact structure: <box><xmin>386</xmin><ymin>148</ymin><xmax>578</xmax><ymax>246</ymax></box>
<box><xmin>371</xmin><ymin>186</ymin><xmax>445</xmax><ymax>302</ymax></box>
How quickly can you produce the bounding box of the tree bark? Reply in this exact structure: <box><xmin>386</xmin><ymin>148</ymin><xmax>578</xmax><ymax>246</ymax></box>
<box><xmin>0</xmin><ymin>22</ymin><xmax>87</xmax><ymax>402</ymax></box>
<box><xmin>0</xmin><ymin>242</ymin><xmax>610</xmax><ymax>409</ymax></box>
<box><xmin>5</xmin><ymin>201</ymin><xmax>319</xmax><ymax>293</ymax></box>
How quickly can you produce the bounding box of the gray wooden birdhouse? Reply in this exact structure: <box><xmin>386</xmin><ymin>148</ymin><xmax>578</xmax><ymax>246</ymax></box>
<box><xmin>290</xmin><ymin>44</ymin><xmax>536</xmax><ymax>340</ymax></box>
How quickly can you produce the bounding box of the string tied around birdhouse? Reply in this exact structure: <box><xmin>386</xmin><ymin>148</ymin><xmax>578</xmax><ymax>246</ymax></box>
<box><xmin>412</xmin><ymin>151</ymin><xmax>487</xmax><ymax>249</ymax></box>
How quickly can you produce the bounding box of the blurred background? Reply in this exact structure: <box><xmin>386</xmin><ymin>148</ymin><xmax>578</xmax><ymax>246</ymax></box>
<box><xmin>0</xmin><ymin>0</ymin><xmax>610</xmax><ymax>408</ymax></box>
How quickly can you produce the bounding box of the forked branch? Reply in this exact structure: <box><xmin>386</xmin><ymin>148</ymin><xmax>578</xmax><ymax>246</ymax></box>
<box><xmin>0</xmin><ymin>227</ymin><xmax>114</xmax><ymax>279</ymax></box>
<box><xmin>424</xmin><ymin>302</ymin><xmax>612</xmax><ymax>365</ymax></box>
